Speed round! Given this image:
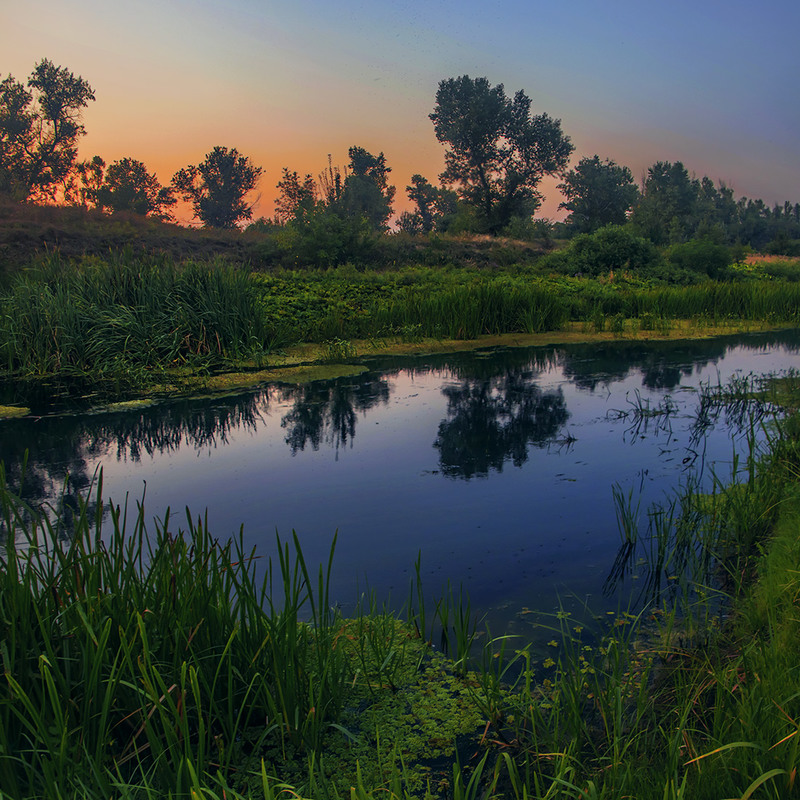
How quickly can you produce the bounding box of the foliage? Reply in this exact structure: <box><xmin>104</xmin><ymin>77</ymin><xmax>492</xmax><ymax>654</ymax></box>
<box><xmin>0</xmin><ymin>59</ymin><xmax>95</xmax><ymax>201</ymax></box>
<box><xmin>90</xmin><ymin>157</ymin><xmax>176</xmax><ymax>220</ymax></box>
<box><xmin>400</xmin><ymin>175</ymin><xmax>462</xmax><ymax>235</ymax></box>
<box><xmin>172</xmin><ymin>146</ymin><xmax>262</xmax><ymax>229</ymax></box>
<box><xmin>630</xmin><ymin>160</ymin><xmax>699</xmax><ymax>245</ymax></box>
<box><xmin>625</xmin><ymin>163</ymin><xmax>800</xmax><ymax>253</ymax></box>
<box><xmin>73</xmin><ymin>154</ymin><xmax>106</xmax><ymax>207</ymax></box>
<box><xmin>544</xmin><ymin>224</ymin><xmax>661</xmax><ymax>276</ymax></box>
<box><xmin>341</xmin><ymin>145</ymin><xmax>395</xmax><ymax>230</ymax></box>
<box><xmin>274</xmin><ymin>167</ymin><xmax>316</xmax><ymax>223</ymax></box>
<box><xmin>764</xmin><ymin>236</ymin><xmax>800</xmax><ymax>257</ymax></box>
<box><xmin>558</xmin><ymin>155</ymin><xmax>639</xmax><ymax>233</ymax></box>
<box><xmin>271</xmin><ymin>148</ymin><xmax>396</xmax><ymax>264</ymax></box>
<box><xmin>403</xmin><ymin>174</ymin><xmax>440</xmax><ymax>233</ymax></box>
<box><xmin>667</xmin><ymin>239</ymin><xmax>731</xmax><ymax>278</ymax></box>
<box><xmin>276</xmin><ymin>201</ymin><xmax>379</xmax><ymax>267</ymax></box>
<box><xmin>6</xmin><ymin>247</ymin><xmax>800</xmax><ymax>395</ymax></box>
<box><xmin>0</xmin><ymin>251</ymin><xmax>283</xmax><ymax>388</ymax></box>
<box><xmin>0</xmin><ymin>476</ymin><xmax>488</xmax><ymax>798</ymax></box>
<box><xmin>430</xmin><ymin>75</ymin><xmax>573</xmax><ymax>234</ymax></box>
<box><xmin>4</xmin><ymin>384</ymin><xmax>800</xmax><ymax>798</ymax></box>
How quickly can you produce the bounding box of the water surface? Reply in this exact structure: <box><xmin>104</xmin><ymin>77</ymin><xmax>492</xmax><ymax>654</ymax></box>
<box><xmin>4</xmin><ymin>331</ymin><xmax>799</xmax><ymax>635</ymax></box>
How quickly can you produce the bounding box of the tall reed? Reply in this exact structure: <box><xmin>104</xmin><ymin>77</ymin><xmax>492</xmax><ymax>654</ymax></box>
<box><xmin>0</xmin><ymin>251</ymin><xmax>286</xmax><ymax>387</ymax></box>
<box><xmin>0</xmin><ymin>471</ymin><xmax>346</xmax><ymax>797</ymax></box>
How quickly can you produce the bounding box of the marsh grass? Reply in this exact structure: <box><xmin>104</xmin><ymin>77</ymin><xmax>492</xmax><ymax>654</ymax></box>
<box><xmin>3</xmin><ymin>377</ymin><xmax>800</xmax><ymax>798</ymax></box>
<box><xmin>0</xmin><ymin>251</ymin><xmax>286</xmax><ymax>389</ymax></box>
<box><xmin>0</xmin><ymin>471</ymin><xmax>354</xmax><ymax>797</ymax></box>
<box><xmin>320</xmin><ymin>336</ymin><xmax>357</xmax><ymax>363</ymax></box>
<box><xmin>4</xmin><ymin>253</ymin><xmax>800</xmax><ymax>402</ymax></box>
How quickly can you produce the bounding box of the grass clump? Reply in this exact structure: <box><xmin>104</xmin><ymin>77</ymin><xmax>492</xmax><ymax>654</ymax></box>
<box><xmin>4</xmin><ymin>248</ymin><xmax>800</xmax><ymax>403</ymax></box>
<box><xmin>0</xmin><ymin>470</ymin><xmax>489</xmax><ymax>799</ymax></box>
<box><xmin>0</xmin><ymin>250</ymin><xmax>286</xmax><ymax>390</ymax></box>
<box><xmin>3</xmin><ymin>387</ymin><xmax>800</xmax><ymax>798</ymax></box>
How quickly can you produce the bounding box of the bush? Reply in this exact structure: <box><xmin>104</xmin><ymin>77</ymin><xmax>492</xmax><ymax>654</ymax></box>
<box><xmin>543</xmin><ymin>225</ymin><xmax>661</xmax><ymax>276</ymax></box>
<box><xmin>667</xmin><ymin>239</ymin><xmax>731</xmax><ymax>278</ymax></box>
<box><xmin>764</xmin><ymin>238</ymin><xmax>800</xmax><ymax>257</ymax></box>
<box><xmin>271</xmin><ymin>207</ymin><xmax>379</xmax><ymax>267</ymax></box>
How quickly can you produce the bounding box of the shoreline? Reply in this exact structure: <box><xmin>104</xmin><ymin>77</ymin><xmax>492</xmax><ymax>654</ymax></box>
<box><xmin>1</xmin><ymin>319</ymin><xmax>792</xmax><ymax>419</ymax></box>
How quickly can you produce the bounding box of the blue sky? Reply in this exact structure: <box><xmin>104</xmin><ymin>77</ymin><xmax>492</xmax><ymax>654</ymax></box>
<box><xmin>4</xmin><ymin>0</ymin><xmax>799</xmax><ymax>221</ymax></box>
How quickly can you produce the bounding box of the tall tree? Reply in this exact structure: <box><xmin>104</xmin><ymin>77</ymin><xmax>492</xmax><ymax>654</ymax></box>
<box><xmin>405</xmin><ymin>174</ymin><xmax>440</xmax><ymax>233</ymax></box>
<box><xmin>630</xmin><ymin>161</ymin><xmax>699</xmax><ymax>245</ymax></box>
<box><xmin>430</xmin><ymin>75</ymin><xmax>573</xmax><ymax>234</ymax></box>
<box><xmin>340</xmin><ymin>146</ymin><xmax>395</xmax><ymax>230</ymax></box>
<box><xmin>274</xmin><ymin>168</ymin><xmax>316</xmax><ymax>223</ymax></box>
<box><xmin>94</xmin><ymin>158</ymin><xmax>176</xmax><ymax>220</ymax></box>
<box><xmin>73</xmin><ymin>155</ymin><xmax>106</xmax><ymax>207</ymax></box>
<box><xmin>172</xmin><ymin>146</ymin><xmax>262</xmax><ymax>228</ymax></box>
<box><xmin>557</xmin><ymin>155</ymin><xmax>639</xmax><ymax>234</ymax></box>
<box><xmin>0</xmin><ymin>59</ymin><xmax>95</xmax><ymax>200</ymax></box>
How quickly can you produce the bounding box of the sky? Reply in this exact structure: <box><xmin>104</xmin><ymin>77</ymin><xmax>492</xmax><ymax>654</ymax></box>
<box><xmin>3</xmin><ymin>0</ymin><xmax>800</xmax><ymax>225</ymax></box>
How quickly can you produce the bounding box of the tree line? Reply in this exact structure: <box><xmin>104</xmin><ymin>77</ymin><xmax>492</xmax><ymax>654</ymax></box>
<box><xmin>2</xmin><ymin>59</ymin><xmax>799</xmax><ymax>256</ymax></box>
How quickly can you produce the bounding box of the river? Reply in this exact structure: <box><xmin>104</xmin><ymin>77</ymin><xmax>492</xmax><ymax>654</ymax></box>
<box><xmin>2</xmin><ymin>330</ymin><xmax>799</xmax><ymax>638</ymax></box>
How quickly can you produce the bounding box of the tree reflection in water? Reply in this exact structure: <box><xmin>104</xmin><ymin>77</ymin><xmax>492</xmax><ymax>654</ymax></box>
<box><xmin>0</xmin><ymin>392</ymin><xmax>266</xmax><ymax>526</ymax></box>
<box><xmin>434</xmin><ymin>370</ymin><xmax>569</xmax><ymax>479</ymax></box>
<box><xmin>279</xmin><ymin>375</ymin><xmax>391</xmax><ymax>454</ymax></box>
<box><xmin>4</xmin><ymin>331</ymin><xmax>798</xmax><ymax>538</ymax></box>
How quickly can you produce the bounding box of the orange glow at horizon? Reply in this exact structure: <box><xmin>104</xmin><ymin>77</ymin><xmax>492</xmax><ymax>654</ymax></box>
<box><xmin>5</xmin><ymin>0</ymin><xmax>799</xmax><ymax>231</ymax></box>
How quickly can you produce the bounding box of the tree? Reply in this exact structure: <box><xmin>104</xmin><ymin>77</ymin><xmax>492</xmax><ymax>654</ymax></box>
<box><xmin>274</xmin><ymin>168</ymin><xmax>316</xmax><ymax>223</ymax></box>
<box><xmin>339</xmin><ymin>146</ymin><xmax>395</xmax><ymax>230</ymax></box>
<box><xmin>405</xmin><ymin>174</ymin><xmax>440</xmax><ymax>233</ymax></box>
<box><xmin>93</xmin><ymin>158</ymin><xmax>176</xmax><ymax>220</ymax></box>
<box><xmin>399</xmin><ymin>174</ymin><xmax>463</xmax><ymax>234</ymax></box>
<box><xmin>430</xmin><ymin>75</ymin><xmax>573</xmax><ymax>234</ymax></box>
<box><xmin>0</xmin><ymin>59</ymin><xmax>95</xmax><ymax>200</ymax></box>
<box><xmin>629</xmin><ymin>161</ymin><xmax>699</xmax><ymax>245</ymax></box>
<box><xmin>73</xmin><ymin>155</ymin><xmax>105</xmax><ymax>207</ymax></box>
<box><xmin>557</xmin><ymin>155</ymin><xmax>639</xmax><ymax>234</ymax></box>
<box><xmin>172</xmin><ymin>146</ymin><xmax>262</xmax><ymax>228</ymax></box>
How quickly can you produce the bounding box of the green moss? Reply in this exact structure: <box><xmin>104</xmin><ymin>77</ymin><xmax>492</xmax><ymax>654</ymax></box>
<box><xmin>102</xmin><ymin>399</ymin><xmax>156</xmax><ymax>413</ymax></box>
<box><xmin>0</xmin><ymin>404</ymin><xmax>29</xmax><ymax>419</ymax></box>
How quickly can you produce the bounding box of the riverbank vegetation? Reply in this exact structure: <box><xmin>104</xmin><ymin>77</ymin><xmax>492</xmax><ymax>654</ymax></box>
<box><xmin>1</xmin><ymin>243</ymin><xmax>799</xmax><ymax>402</ymax></box>
<box><xmin>2</xmin><ymin>373</ymin><xmax>800</xmax><ymax>798</ymax></box>
<box><xmin>3</xmin><ymin>60</ymin><xmax>800</xmax><ymax>799</ymax></box>
<box><xmin>4</xmin><ymin>62</ymin><xmax>800</xmax><ymax>404</ymax></box>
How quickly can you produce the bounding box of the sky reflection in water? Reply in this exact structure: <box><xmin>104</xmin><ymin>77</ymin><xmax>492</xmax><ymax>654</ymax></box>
<box><xmin>5</xmin><ymin>331</ymin><xmax>800</xmax><ymax>636</ymax></box>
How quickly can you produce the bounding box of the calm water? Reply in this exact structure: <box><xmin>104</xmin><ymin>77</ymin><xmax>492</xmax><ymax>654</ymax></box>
<box><xmin>3</xmin><ymin>331</ymin><xmax>800</xmax><ymax>635</ymax></box>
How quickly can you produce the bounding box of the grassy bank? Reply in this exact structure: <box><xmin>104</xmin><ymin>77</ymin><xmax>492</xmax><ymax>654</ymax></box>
<box><xmin>1</xmin><ymin>251</ymin><xmax>800</xmax><ymax>402</ymax></box>
<box><xmin>0</xmin><ymin>253</ymin><xmax>282</xmax><ymax>392</ymax></box>
<box><xmin>2</xmin><ymin>372</ymin><xmax>800</xmax><ymax>798</ymax></box>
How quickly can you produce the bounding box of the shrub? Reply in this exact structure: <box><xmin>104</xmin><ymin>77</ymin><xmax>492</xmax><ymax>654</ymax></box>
<box><xmin>544</xmin><ymin>225</ymin><xmax>661</xmax><ymax>276</ymax></box>
<box><xmin>667</xmin><ymin>239</ymin><xmax>731</xmax><ymax>278</ymax></box>
<box><xmin>764</xmin><ymin>238</ymin><xmax>800</xmax><ymax>257</ymax></box>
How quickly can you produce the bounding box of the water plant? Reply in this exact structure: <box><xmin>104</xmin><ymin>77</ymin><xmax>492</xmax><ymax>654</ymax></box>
<box><xmin>3</xmin><ymin>369</ymin><xmax>800</xmax><ymax>798</ymax></box>
<box><xmin>320</xmin><ymin>336</ymin><xmax>357</xmax><ymax>363</ymax></box>
<box><xmin>0</xmin><ymin>251</ymin><xmax>286</xmax><ymax>390</ymax></box>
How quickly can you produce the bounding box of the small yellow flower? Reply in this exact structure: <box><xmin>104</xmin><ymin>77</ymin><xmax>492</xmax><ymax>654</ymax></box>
<box><xmin>547</xmin><ymin>639</ymin><xmax>558</xmax><ymax>647</ymax></box>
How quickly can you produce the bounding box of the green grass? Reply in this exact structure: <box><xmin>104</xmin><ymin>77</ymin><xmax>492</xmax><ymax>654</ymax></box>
<box><xmin>0</xmin><ymin>251</ymin><xmax>287</xmax><ymax>390</ymax></box>
<box><xmin>3</xmin><ymin>250</ymin><xmax>800</xmax><ymax>400</ymax></box>
<box><xmin>3</xmin><ymin>245</ymin><xmax>800</xmax><ymax>796</ymax></box>
<box><xmin>3</xmin><ymin>387</ymin><xmax>800</xmax><ymax>798</ymax></box>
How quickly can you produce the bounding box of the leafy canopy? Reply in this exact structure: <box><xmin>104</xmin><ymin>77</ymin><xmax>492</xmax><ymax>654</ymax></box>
<box><xmin>91</xmin><ymin>157</ymin><xmax>176</xmax><ymax>220</ymax></box>
<box><xmin>629</xmin><ymin>160</ymin><xmax>699</xmax><ymax>245</ymax></box>
<box><xmin>172</xmin><ymin>146</ymin><xmax>262</xmax><ymax>229</ymax></box>
<box><xmin>558</xmin><ymin>155</ymin><xmax>639</xmax><ymax>234</ymax></box>
<box><xmin>430</xmin><ymin>75</ymin><xmax>573</xmax><ymax>234</ymax></box>
<box><xmin>339</xmin><ymin>146</ymin><xmax>396</xmax><ymax>231</ymax></box>
<box><xmin>0</xmin><ymin>59</ymin><xmax>95</xmax><ymax>200</ymax></box>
